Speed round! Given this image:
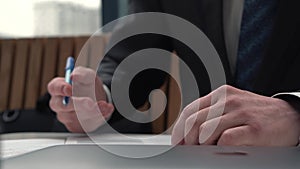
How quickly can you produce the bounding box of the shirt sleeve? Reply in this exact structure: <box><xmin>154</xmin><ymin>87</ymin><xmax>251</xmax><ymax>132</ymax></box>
<box><xmin>102</xmin><ymin>84</ymin><xmax>112</xmax><ymax>104</ymax></box>
<box><xmin>272</xmin><ymin>92</ymin><xmax>300</xmax><ymax>99</ymax></box>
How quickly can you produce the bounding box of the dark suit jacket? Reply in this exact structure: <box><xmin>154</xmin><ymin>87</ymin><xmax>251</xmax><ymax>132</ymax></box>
<box><xmin>98</xmin><ymin>0</ymin><xmax>300</xmax><ymax>133</ymax></box>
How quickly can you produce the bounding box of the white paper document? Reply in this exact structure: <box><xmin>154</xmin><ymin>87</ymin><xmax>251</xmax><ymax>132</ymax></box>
<box><xmin>1</xmin><ymin>133</ymin><xmax>171</xmax><ymax>159</ymax></box>
<box><xmin>1</xmin><ymin>138</ymin><xmax>65</xmax><ymax>159</ymax></box>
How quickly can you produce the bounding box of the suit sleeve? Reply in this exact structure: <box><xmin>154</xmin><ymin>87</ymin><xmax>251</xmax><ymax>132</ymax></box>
<box><xmin>98</xmin><ymin>0</ymin><xmax>173</xmax><ymax>108</ymax></box>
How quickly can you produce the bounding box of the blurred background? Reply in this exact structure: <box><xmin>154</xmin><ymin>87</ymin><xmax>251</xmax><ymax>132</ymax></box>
<box><xmin>0</xmin><ymin>0</ymin><xmax>132</xmax><ymax>133</ymax></box>
<box><xmin>0</xmin><ymin>0</ymin><xmax>129</xmax><ymax>38</ymax></box>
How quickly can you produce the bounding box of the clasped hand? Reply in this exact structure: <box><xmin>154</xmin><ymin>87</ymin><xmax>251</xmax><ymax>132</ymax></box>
<box><xmin>172</xmin><ymin>85</ymin><xmax>300</xmax><ymax>146</ymax></box>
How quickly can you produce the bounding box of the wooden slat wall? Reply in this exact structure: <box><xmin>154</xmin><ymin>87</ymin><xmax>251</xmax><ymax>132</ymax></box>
<box><xmin>74</xmin><ymin>37</ymin><xmax>89</xmax><ymax>67</ymax></box>
<box><xmin>9</xmin><ymin>40</ymin><xmax>30</xmax><ymax>110</ymax></box>
<box><xmin>0</xmin><ymin>40</ymin><xmax>15</xmax><ymax>111</ymax></box>
<box><xmin>39</xmin><ymin>38</ymin><xmax>59</xmax><ymax>96</ymax></box>
<box><xmin>0</xmin><ymin>40</ymin><xmax>1</xmax><ymax>70</ymax></box>
<box><xmin>0</xmin><ymin>36</ymin><xmax>91</xmax><ymax>112</ymax></box>
<box><xmin>24</xmin><ymin>39</ymin><xmax>43</xmax><ymax>109</ymax></box>
<box><xmin>74</xmin><ymin>35</ymin><xmax>108</xmax><ymax>69</ymax></box>
<box><xmin>88</xmin><ymin>36</ymin><xmax>106</xmax><ymax>70</ymax></box>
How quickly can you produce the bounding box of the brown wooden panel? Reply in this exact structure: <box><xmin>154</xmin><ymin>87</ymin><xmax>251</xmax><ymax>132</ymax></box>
<box><xmin>166</xmin><ymin>54</ymin><xmax>182</xmax><ymax>133</ymax></box>
<box><xmin>166</xmin><ymin>77</ymin><xmax>181</xmax><ymax>131</ymax></box>
<box><xmin>24</xmin><ymin>39</ymin><xmax>43</xmax><ymax>109</ymax></box>
<box><xmin>88</xmin><ymin>35</ymin><xmax>106</xmax><ymax>70</ymax></box>
<box><xmin>0</xmin><ymin>40</ymin><xmax>15</xmax><ymax>111</ymax></box>
<box><xmin>39</xmin><ymin>38</ymin><xmax>59</xmax><ymax>96</ymax></box>
<box><xmin>9</xmin><ymin>40</ymin><xmax>29</xmax><ymax>110</ymax></box>
<box><xmin>151</xmin><ymin>80</ymin><xmax>168</xmax><ymax>134</ymax></box>
<box><xmin>0</xmin><ymin>40</ymin><xmax>1</xmax><ymax>71</ymax></box>
<box><xmin>57</xmin><ymin>38</ymin><xmax>74</xmax><ymax>77</ymax></box>
<box><xmin>74</xmin><ymin>37</ymin><xmax>89</xmax><ymax>67</ymax></box>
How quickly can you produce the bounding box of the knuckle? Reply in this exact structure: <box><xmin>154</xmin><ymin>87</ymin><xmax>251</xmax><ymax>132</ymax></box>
<box><xmin>220</xmin><ymin>84</ymin><xmax>231</xmax><ymax>91</ymax></box>
<box><xmin>181</xmin><ymin>107</ymin><xmax>190</xmax><ymax>118</ymax></box>
<box><xmin>86</xmin><ymin>68</ymin><xmax>95</xmax><ymax>76</ymax></box>
<box><xmin>217</xmin><ymin>85</ymin><xmax>228</xmax><ymax>93</ymax></box>
<box><xmin>75</xmin><ymin>67</ymin><xmax>93</xmax><ymax>75</ymax></box>
<box><xmin>172</xmin><ymin>123</ymin><xmax>180</xmax><ymax>135</ymax></box>
<box><xmin>47</xmin><ymin>78</ymin><xmax>63</xmax><ymax>95</ymax></box>
<box><xmin>249</xmin><ymin>122</ymin><xmax>263</xmax><ymax>135</ymax></box>
<box><xmin>47</xmin><ymin>81</ymin><xmax>55</xmax><ymax>94</ymax></box>
<box><xmin>181</xmin><ymin>100</ymin><xmax>200</xmax><ymax>118</ymax></box>
<box><xmin>185</xmin><ymin>115</ymin><xmax>197</xmax><ymax>130</ymax></box>
<box><xmin>73</xmin><ymin>67</ymin><xmax>96</xmax><ymax>84</ymax></box>
<box><xmin>185</xmin><ymin>115</ymin><xmax>196</xmax><ymax>131</ymax></box>
<box><xmin>219</xmin><ymin>85</ymin><xmax>237</xmax><ymax>94</ymax></box>
<box><xmin>215</xmin><ymin>85</ymin><xmax>235</xmax><ymax>97</ymax></box>
<box><xmin>72</xmin><ymin>67</ymin><xmax>83</xmax><ymax>77</ymax></box>
<box><xmin>185</xmin><ymin>114</ymin><xmax>201</xmax><ymax>138</ymax></box>
<box><xmin>181</xmin><ymin>106</ymin><xmax>193</xmax><ymax>119</ymax></box>
<box><xmin>50</xmin><ymin>97</ymin><xmax>68</xmax><ymax>113</ymax></box>
<box><xmin>219</xmin><ymin>130</ymin><xmax>234</xmax><ymax>145</ymax></box>
<box><xmin>225</xmin><ymin>85</ymin><xmax>235</xmax><ymax>92</ymax></box>
<box><xmin>198</xmin><ymin>123</ymin><xmax>205</xmax><ymax>133</ymax></box>
<box><xmin>225</xmin><ymin>96</ymin><xmax>240</xmax><ymax>107</ymax></box>
<box><xmin>49</xmin><ymin>98</ymin><xmax>58</xmax><ymax>111</ymax></box>
<box><xmin>236</xmin><ymin>109</ymin><xmax>251</xmax><ymax>120</ymax></box>
<box><xmin>219</xmin><ymin>84</ymin><xmax>229</xmax><ymax>90</ymax></box>
<box><xmin>74</xmin><ymin>66</ymin><xmax>85</xmax><ymax>72</ymax></box>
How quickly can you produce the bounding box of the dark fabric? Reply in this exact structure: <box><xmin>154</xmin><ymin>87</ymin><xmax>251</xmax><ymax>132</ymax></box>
<box><xmin>0</xmin><ymin>93</ymin><xmax>68</xmax><ymax>133</ymax></box>
<box><xmin>99</xmin><ymin>0</ymin><xmax>300</xmax><ymax>132</ymax></box>
<box><xmin>235</xmin><ymin>0</ymin><xmax>279</xmax><ymax>91</ymax></box>
<box><xmin>0</xmin><ymin>92</ymin><xmax>152</xmax><ymax>134</ymax></box>
<box><xmin>0</xmin><ymin>109</ymin><xmax>68</xmax><ymax>134</ymax></box>
<box><xmin>253</xmin><ymin>0</ymin><xmax>300</xmax><ymax>96</ymax></box>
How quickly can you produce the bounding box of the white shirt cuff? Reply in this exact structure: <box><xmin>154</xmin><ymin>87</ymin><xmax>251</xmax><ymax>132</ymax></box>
<box><xmin>102</xmin><ymin>84</ymin><xmax>112</xmax><ymax>104</ymax></box>
<box><xmin>272</xmin><ymin>92</ymin><xmax>300</xmax><ymax>99</ymax></box>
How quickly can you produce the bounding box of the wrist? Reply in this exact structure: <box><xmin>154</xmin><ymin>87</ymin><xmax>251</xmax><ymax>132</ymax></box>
<box><xmin>273</xmin><ymin>94</ymin><xmax>300</xmax><ymax>146</ymax></box>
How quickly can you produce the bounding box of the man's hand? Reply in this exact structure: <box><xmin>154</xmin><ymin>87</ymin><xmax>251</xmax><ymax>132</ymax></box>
<box><xmin>48</xmin><ymin>67</ymin><xmax>114</xmax><ymax>133</ymax></box>
<box><xmin>172</xmin><ymin>85</ymin><xmax>300</xmax><ymax>146</ymax></box>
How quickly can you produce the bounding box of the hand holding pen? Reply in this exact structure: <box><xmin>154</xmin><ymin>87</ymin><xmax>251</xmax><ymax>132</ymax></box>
<box><xmin>47</xmin><ymin>57</ymin><xmax>114</xmax><ymax>133</ymax></box>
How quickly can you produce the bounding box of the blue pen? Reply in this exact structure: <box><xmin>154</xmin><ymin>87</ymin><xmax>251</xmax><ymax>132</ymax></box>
<box><xmin>63</xmin><ymin>56</ymin><xmax>75</xmax><ymax>105</ymax></box>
